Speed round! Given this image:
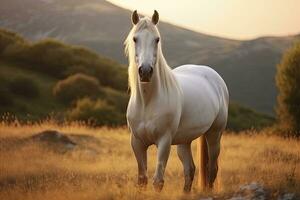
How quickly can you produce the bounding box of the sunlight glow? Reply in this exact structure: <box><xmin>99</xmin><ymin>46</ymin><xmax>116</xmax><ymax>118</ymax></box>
<box><xmin>107</xmin><ymin>0</ymin><xmax>300</xmax><ymax>40</ymax></box>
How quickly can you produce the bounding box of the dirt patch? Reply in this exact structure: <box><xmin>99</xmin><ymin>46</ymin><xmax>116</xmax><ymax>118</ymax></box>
<box><xmin>0</xmin><ymin>130</ymin><xmax>101</xmax><ymax>154</ymax></box>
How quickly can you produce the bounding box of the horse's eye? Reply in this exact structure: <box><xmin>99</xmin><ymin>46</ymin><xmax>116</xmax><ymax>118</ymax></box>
<box><xmin>155</xmin><ymin>37</ymin><xmax>160</xmax><ymax>43</ymax></box>
<box><xmin>133</xmin><ymin>37</ymin><xmax>137</xmax><ymax>43</ymax></box>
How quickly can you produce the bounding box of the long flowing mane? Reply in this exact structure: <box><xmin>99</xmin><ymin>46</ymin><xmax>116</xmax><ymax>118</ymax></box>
<box><xmin>124</xmin><ymin>18</ymin><xmax>180</xmax><ymax>96</ymax></box>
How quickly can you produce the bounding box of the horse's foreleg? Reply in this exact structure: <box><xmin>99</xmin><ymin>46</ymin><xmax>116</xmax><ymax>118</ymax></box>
<box><xmin>131</xmin><ymin>134</ymin><xmax>148</xmax><ymax>187</ymax></box>
<box><xmin>177</xmin><ymin>143</ymin><xmax>195</xmax><ymax>192</ymax></box>
<box><xmin>153</xmin><ymin>134</ymin><xmax>172</xmax><ymax>192</ymax></box>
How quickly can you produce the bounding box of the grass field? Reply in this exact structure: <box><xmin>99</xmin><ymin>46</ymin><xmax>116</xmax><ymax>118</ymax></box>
<box><xmin>0</xmin><ymin>122</ymin><xmax>299</xmax><ymax>200</ymax></box>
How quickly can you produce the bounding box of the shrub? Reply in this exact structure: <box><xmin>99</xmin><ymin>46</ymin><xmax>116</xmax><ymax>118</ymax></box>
<box><xmin>9</xmin><ymin>77</ymin><xmax>39</xmax><ymax>98</ymax></box>
<box><xmin>19</xmin><ymin>39</ymin><xmax>71</xmax><ymax>77</ymax></box>
<box><xmin>103</xmin><ymin>87</ymin><xmax>129</xmax><ymax>112</ymax></box>
<box><xmin>227</xmin><ymin>102</ymin><xmax>274</xmax><ymax>131</ymax></box>
<box><xmin>0</xmin><ymin>91</ymin><xmax>13</xmax><ymax>107</ymax></box>
<box><xmin>67</xmin><ymin>97</ymin><xmax>125</xmax><ymax>126</ymax></box>
<box><xmin>0</xmin><ymin>77</ymin><xmax>13</xmax><ymax>107</ymax></box>
<box><xmin>53</xmin><ymin>73</ymin><xmax>103</xmax><ymax>104</ymax></box>
<box><xmin>0</xmin><ymin>28</ymin><xmax>28</xmax><ymax>56</ymax></box>
<box><xmin>276</xmin><ymin>42</ymin><xmax>300</xmax><ymax>136</ymax></box>
<box><xmin>0</xmin><ymin>29</ymin><xmax>128</xmax><ymax>92</ymax></box>
<box><xmin>91</xmin><ymin>57</ymin><xmax>128</xmax><ymax>91</ymax></box>
<box><xmin>22</xmin><ymin>39</ymin><xmax>127</xmax><ymax>90</ymax></box>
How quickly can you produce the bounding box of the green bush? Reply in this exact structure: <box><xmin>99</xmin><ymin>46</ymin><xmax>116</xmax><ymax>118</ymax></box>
<box><xmin>103</xmin><ymin>87</ymin><xmax>129</xmax><ymax>112</ymax></box>
<box><xmin>19</xmin><ymin>39</ymin><xmax>71</xmax><ymax>77</ymax></box>
<box><xmin>0</xmin><ymin>28</ymin><xmax>28</xmax><ymax>56</ymax></box>
<box><xmin>53</xmin><ymin>73</ymin><xmax>103</xmax><ymax>104</ymax></box>
<box><xmin>0</xmin><ymin>77</ymin><xmax>13</xmax><ymax>107</ymax></box>
<box><xmin>67</xmin><ymin>97</ymin><xmax>124</xmax><ymax>126</ymax></box>
<box><xmin>0</xmin><ymin>29</ymin><xmax>128</xmax><ymax>91</ymax></box>
<box><xmin>276</xmin><ymin>42</ymin><xmax>300</xmax><ymax>136</ymax></box>
<box><xmin>0</xmin><ymin>91</ymin><xmax>13</xmax><ymax>106</ymax></box>
<box><xmin>17</xmin><ymin>39</ymin><xmax>127</xmax><ymax>90</ymax></box>
<box><xmin>9</xmin><ymin>77</ymin><xmax>39</xmax><ymax>98</ymax></box>
<box><xmin>227</xmin><ymin>102</ymin><xmax>274</xmax><ymax>131</ymax></box>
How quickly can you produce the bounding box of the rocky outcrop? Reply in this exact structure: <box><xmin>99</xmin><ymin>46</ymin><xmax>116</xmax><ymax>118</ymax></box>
<box><xmin>199</xmin><ymin>182</ymin><xmax>297</xmax><ymax>200</ymax></box>
<box><xmin>229</xmin><ymin>182</ymin><xmax>266</xmax><ymax>200</ymax></box>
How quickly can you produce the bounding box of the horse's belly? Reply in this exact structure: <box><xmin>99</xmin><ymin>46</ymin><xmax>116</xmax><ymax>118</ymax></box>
<box><xmin>172</xmin><ymin>127</ymin><xmax>205</xmax><ymax>144</ymax></box>
<box><xmin>172</xmin><ymin>110</ymin><xmax>214</xmax><ymax>144</ymax></box>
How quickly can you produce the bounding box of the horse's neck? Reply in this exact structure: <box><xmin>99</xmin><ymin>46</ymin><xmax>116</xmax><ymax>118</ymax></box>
<box><xmin>137</xmin><ymin>77</ymin><xmax>158</xmax><ymax>106</ymax></box>
<box><xmin>134</xmin><ymin>60</ymin><xmax>176</xmax><ymax>108</ymax></box>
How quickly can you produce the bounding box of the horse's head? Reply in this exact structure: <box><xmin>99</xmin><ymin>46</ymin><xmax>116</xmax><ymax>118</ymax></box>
<box><xmin>130</xmin><ymin>10</ymin><xmax>160</xmax><ymax>83</ymax></box>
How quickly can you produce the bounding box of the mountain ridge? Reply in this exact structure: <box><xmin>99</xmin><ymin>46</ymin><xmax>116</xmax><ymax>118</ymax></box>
<box><xmin>0</xmin><ymin>0</ymin><xmax>299</xmax><ymax>114</ymax></box>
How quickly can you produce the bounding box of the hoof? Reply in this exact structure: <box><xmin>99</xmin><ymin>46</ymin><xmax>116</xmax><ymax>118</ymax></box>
<box><xmin>183</xmin><ymin>185</ymin><xmax>192</xmax><ymax>193</ymax></box>
<box><xmin>153</xmin><ymin>180</ymin><xmax>164</xmax><ymax>192</ymax></box>
<box><xmin>137</xmin><ymin>175</ymin><xmax>148</xmax><ymax>188</ymax></box>
<box><xmin>183</xmin><ymin>177</ymin><xmax>193</xmax><ymax>193</ymax></box>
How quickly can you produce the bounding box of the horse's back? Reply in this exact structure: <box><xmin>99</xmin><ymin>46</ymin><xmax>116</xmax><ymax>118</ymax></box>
<box><xmin>172</xmin><ymin>65</ymin><xmax>228</xmax><ymax>143</ymax></box>
<box><xmin>174</xmin><ymin>64</ymin><xmax>226</xmax><ymax>87</ymax></box>
<box><xmin>174</xmin><ymin>64</ymin><xmax>228</xmax><ymax>101</ymax></box>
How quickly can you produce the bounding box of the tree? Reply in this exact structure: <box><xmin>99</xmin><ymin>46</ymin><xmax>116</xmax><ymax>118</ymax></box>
<box><xmin>276</xmin><ymin>42</ymin><xmax>300</xmax><ymax>136</ymax></box>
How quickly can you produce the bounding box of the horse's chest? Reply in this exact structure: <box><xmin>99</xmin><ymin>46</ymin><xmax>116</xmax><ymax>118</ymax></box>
<box><xmin>136</xmin><ymin>120</ymin><xmax>156</xmax><ymax>142</ymax></box>
<box><xmin>128</xmin><ymin>112</ymin><xmax>174</xmax><ymax>144</ymax></box>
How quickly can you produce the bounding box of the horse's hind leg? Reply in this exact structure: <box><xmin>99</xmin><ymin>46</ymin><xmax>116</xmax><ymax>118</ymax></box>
<box><xmin>206</xmin><ymin>132</ymin><xmax>221</xmax><ymax>188</ymax></box>
<box><xmin>204</xmin><ymin>109</ymin><xmax>226</xmax><ymax>189</ymax></box>
<box><xmin>205</xmin><ymin>128</ymin><xmax>222</xmax><ymax>188</ymax></box>
<box><xmin>177</xmin><ymin>143</ymin><xmax>195</xmax><ymax>192</ymax></box>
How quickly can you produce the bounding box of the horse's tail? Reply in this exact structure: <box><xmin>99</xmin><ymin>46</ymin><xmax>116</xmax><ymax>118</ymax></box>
<box><xmin>198</xmin><ymin>135</ymin><xmax>209</xmax><ymax>190</ymax></box>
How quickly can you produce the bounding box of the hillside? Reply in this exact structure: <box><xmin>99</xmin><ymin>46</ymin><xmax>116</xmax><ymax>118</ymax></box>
<box><xmin>0</xmin><ymin>0</ymin><xmax>299</xmax><ymax>115</ymax></box>
<box><xmin>0</xmin><ymin>28</ymin><xmax>274</xmax><ymax>130</ymax></box>
<box><xmin>0</xmin><ymin>28</ymin><xmax>128</xmax><ymax>125</ymax></box>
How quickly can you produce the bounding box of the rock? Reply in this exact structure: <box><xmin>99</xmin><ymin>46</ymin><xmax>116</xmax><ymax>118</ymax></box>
<box><xmin>32</xmin><ymin>130</ymin><xmax>76</xmax><ymax>145</ymax></box>
<box><xmin>29</xmin><ymin>130</ymin><xmax>102</xmax><ymax>156</ymax></box>
<box><xmin>198</xmin><ymin>183</ymin><xmax>297</xmax><ymax>200</ymax></box>
<box><xmin>30</xmin><ymin>130</ymin><xmax>76</xmax><ymax>152</ymax></box>
<box><xmin>228</xmin><ymin>182</ymin><xmax>267</xmax><ymax>200</ymax></box>
<box><xmin>278</xmin><ymin>193</ymin><xmax>296</xmax><ymax>200</ymax></box>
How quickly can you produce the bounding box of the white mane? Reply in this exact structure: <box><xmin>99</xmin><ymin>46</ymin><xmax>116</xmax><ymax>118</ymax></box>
<box><xmin>124</xmin><ymin>18</ymin><xmax>179</xmax><ymax>97</ymax></box>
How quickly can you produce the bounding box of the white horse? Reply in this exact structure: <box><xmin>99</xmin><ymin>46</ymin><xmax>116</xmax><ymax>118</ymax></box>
<box><xmin>125</xmin><ymin>10</ymin><xmax>229</xmax><ymax>192</ymax></box>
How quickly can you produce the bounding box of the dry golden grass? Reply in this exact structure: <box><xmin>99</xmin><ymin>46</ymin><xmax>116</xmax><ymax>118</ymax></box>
<box><xmin>0</xmin><ymin>122</ymin><xmax>299</xmax><ymax>200</ymax></box>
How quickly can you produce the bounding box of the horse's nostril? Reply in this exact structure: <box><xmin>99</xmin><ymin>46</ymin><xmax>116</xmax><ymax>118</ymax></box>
<box><xmin>138</xmin><ymin>65</ymin><xmax>153</xmax><ymax>80</ymax></box>
<box><xmin>138</xmin><ymin>67</ymin><xmax>143</xmax><ymax>75</ymax></box>
<box><xmin>149</xmin><ymin>67</ymin><xmax>153</xmax><ymax>75</ymax></box>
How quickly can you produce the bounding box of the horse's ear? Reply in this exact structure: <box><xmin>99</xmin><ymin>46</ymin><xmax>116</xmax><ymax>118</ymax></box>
<box><xmin>132</xmin><ymin>10</ymin><xmax>139</xmax><ymax>25</ymax></box>
<box><xmin>152</xmin><ymin>10</ymin><xmax>159</xmax><ymax>25</ymax></box>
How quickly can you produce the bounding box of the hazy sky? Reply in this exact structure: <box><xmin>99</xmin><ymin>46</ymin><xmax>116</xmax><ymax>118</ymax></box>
<box><xmin>107</xmin><ymin>0</ymin><xmax>300</xmax><ymax>40</ymax></box>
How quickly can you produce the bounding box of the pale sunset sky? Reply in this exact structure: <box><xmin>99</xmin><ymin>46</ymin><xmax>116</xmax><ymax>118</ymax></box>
<box><xmin>107</xmin><ymin>0</ymin><xmax>300</xmax><ymax>40</ymax></box>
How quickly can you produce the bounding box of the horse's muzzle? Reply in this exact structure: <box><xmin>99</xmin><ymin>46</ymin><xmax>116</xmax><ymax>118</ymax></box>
<box><xmin>138</xmin><ymin>65</ymin><xmax>153</xmax><ymax>82</ymax></box>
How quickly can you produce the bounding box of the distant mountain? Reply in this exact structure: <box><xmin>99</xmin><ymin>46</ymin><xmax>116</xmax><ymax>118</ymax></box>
<box><xmin>0</xmin><ymin>0</ymin><xmax>299</xmax><ymax>114</ymax></box>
